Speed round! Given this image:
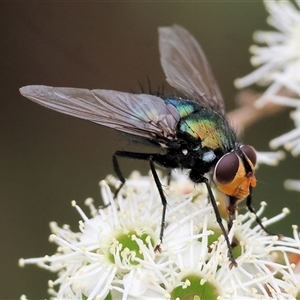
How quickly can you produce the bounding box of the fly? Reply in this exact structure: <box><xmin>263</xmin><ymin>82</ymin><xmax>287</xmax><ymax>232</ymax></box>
<box><xmin>19</xmin><ymin>25</ymin><xmax>278</xmax><ymax>268</ymax></box>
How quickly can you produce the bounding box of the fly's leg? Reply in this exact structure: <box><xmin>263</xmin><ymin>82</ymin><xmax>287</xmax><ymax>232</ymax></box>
<box><xmin>95</xmin><ymin>152</ymin><xmax>126</xmax><ymax>209</ymax></box>
<box><xmin>149</xmin><ymin>157</ymin><xmax>168</xmax><ymax>252</ymax></box>
<box><xmin>190</xmin><ymin>172</ymin><xmax>237</xmax><ymax>268</ymax></box>
<box><xmin>204</xmin><ymin>179</ymin><xmax>237</xmax><ymax>268</ymax></box>
<box><xmin>150</xmin><ymin>155</ymin><xmax>180</xmax><ymax>250</ymax></box>
<box><xmin>246</xmin><ymin>187</ymin><xmax>281</xmax><ymax>237</ymax></box>
<box><xmin>227</xmin><ymin>187</ymin><xmax>282</xmax><ymax>260</ymax></box>
<box><xmin>111</xmin><ymin>150</ymin><xmax>179</xmax><ymax>251</ymax></box>
<box><xmin>112</xmin><ymin>153</ymin><xmax>125</xmax><ymax>197</ymax></box>
<box><xmin>112</xmin><ymin>150</ymin><xmax>162</xmax><ymax>197</ymax></box>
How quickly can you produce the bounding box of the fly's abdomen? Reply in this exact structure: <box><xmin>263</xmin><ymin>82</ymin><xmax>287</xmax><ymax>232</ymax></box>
<box><xmin>179</xmin><ymin>115</ymin><xmax>225</xmax><ymax>150</ymax></box>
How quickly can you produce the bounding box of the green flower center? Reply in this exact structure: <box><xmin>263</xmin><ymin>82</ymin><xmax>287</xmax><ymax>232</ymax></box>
<box><xmin>199</xmin><ymin>227</ymin><xmax>242</xmax><ymax>261</ymax></box>
<box><xmin>108</xmin><ymin>230</ymin><xmax>154</xmax><ymax>266</ymax></box>
<box><xmin>170</xmin><ymin>274</ymin><xmax>220</xmax><ymax>300</ymax></box>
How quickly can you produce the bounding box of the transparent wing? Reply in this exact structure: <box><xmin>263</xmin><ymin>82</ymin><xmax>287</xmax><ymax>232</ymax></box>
<box><xmin>19</xmin><ymin>85</ymin><xmax>180</xmax><ymax>141</ymax></box>
<box><xmin>159</xmin><ymin>24</ymin><xmax>225</xmax><ymax>115</ymax></box>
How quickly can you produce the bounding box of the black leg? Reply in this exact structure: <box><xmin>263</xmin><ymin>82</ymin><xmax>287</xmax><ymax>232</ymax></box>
<box><xmin>190</xmin><ymin>169</ymin><xmax>237</xmax><ymax>268</ymax></box>
<box><xmin>112</xmin><ymin>150</ymin><xmax>176</xmax><ymax>251</ymax></box>
<box><xmin>202</xmin><ymin>179</ymin><xmax>237</xmax><ymax>268</ymax></box>
<box><xmin>149</xmin><ymin>157</ymin><xmax>168</xmax><ymax>252</ymax></box>
<box><xmin>246</xmin><ymin>187</ymin><xmax>279</xmax><ymax>236</ymax></box>
<box><xmin>112</xmin><ymin>153</ymin><xmax>126</xmax><ymax>197</ymax></box>
<box><xmin>112</xmin><ymin>150</ymin><xmax>163</xmax><ymax>197</ymax></box>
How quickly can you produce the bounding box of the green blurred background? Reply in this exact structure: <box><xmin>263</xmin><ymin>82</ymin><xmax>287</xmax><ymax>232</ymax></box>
<box><xmin>1</xmin><ymin>1</ymin><xmax>300</xmax><ymax>299</ymax></box>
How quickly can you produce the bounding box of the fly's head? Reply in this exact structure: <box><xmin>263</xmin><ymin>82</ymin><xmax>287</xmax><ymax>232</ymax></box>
<box><xmin>213</xmin><ymin>145</ymin><xmax>257</xmax><ymax>201</ymax></box>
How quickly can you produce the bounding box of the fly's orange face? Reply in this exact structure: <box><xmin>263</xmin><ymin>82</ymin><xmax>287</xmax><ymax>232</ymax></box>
<box><xmin>213</xmin><ymin>145</ymin><xmax>257</xmax><ymax>201</ymax></box>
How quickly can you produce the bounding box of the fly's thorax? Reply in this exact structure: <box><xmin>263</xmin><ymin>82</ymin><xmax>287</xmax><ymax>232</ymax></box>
<box><xmin>212</xmin><ymin>145</ymin><xmax>257</xmax><ymax>200</ymax></box>
<box><xmin>163</xmin><ymin>98</ymin><xmax>200</xmax><ymax>118</ymax></box>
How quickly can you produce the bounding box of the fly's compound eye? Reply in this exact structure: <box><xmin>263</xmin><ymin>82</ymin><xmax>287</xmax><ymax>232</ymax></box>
<box><xmin>213</xmin><ymin>148</ymin><xmax>257</xmax><ymax>199</ymax></box>
<box><xmin>240</xmin><ymin>145</ymin><xmax>256</xmax><ymax>167</ymax></box>
<box><xmin>213</xmin><ymin>152</ymin><xmax>239</xmax><ymax>185</ymax></box>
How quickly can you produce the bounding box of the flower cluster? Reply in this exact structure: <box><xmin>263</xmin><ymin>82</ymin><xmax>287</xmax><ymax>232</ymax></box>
<box><xmin>19</xmin><ymin>1</ymin><xmax>300</xmax><ymax>298</ymax></box>
<box><xmin>20</xmin><ymin>172</ymin><xmax>300</xmax><ymax>299</ymax></box>
<box><xmin>235</xmin><ymin>0</ymin><xmax>300</xmax><ymax>157</ymax></box>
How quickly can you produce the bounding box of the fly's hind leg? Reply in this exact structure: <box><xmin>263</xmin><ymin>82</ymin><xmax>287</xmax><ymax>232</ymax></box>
<box><xmin>98</xmin><ymin>152</ymin><xmax>126</xmax><ymax>209</ymax></box>
<box><xmin>112</xmin><ymin>152</ymin><xmax>126</xmax><ymax>198</ymax></box>
<box><xmin>112</xmin><ymin>150</ymin><xmax>179</xmax><ymax>252</ymax></box>
<box><xmin>112</xmin><ymin>150</ymin><xmax>166</xmax><ymax>198</ymax></box>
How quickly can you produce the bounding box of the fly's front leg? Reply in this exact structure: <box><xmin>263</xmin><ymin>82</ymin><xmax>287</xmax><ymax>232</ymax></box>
<box><xmin>246</xmin><ymin>187</ymin><xmax>281</xmax><ymax>237</ymax></box>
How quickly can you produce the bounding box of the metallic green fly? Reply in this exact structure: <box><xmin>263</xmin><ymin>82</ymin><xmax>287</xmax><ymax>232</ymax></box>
<box><xmin>20</xmin><ymin>25</ymin><xmax>278</xmax><ymax>268</ymax></box>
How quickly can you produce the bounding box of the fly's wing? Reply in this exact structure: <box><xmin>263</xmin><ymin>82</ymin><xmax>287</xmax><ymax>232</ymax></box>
<box><xmin>158</xmin><ymin>24</ymin><xmax>225</xmax><ymax>115</ymax></box>
<box><xmin>19</xmin><ymin>85</ymin><xmax>180</xmax><ymax>141</ymax></box>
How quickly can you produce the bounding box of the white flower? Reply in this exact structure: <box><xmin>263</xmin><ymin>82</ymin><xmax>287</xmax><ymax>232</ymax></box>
<box><xmin>256</xmin><ymin>150</ymin><xmax>286</xmax><ymax>167</ymax></box>
<box><xmin>279</xmin><ymin>184</ymin><xmax>300</xmax><ymax>297</ymax></box>
<box><xmin>19</xmin><ymin>172</ymin><xmax>300</xmax><ymax>299</ymax></box>
<box><xmin>235</xmin><ymin>0</ymin><xmax>300</xmax><ymax>156</ymax></box>
<box><xmin>269</xmin><ymin>107</ymin><xmax>300</xmax><ymax>156</ymax></box>
<box><xmin>285</xmin><ymin>178</ymin><xmax>300</xmax><ymax>192</ymax></box>
<box><xmin>235</xmin><ymin>0</ymin><xmax>300</xmax><ymax>95</ymax></box>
